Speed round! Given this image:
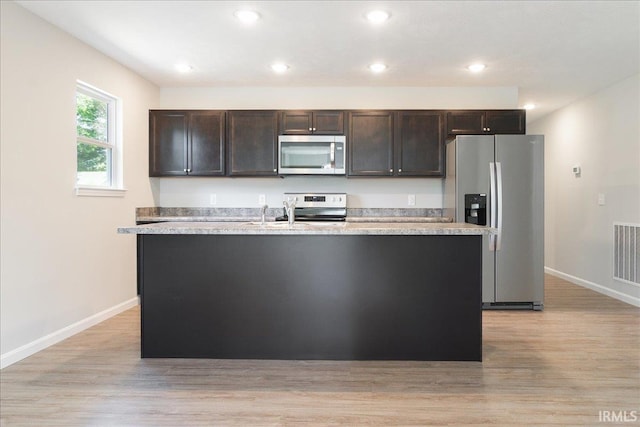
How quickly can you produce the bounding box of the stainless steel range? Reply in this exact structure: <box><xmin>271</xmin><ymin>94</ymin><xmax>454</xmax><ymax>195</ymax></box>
<box><xmin>277</xmin><ymin>192</ymin><xmax>347</xmax><ymax>222</ymax></box>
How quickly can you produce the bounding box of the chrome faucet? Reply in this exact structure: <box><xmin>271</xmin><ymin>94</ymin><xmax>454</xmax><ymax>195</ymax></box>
<box><xmin>283</xmin><ymin>197</ymin><xmax>296</xmax><ymax>227</ymax></box>
<box><xmin>260</xmin><ymin>204</ymin><xmax>268</xmax><ymax>225</ymax></box>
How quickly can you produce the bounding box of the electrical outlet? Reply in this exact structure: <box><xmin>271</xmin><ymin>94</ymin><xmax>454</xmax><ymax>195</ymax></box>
<box><xmin>258</xmin><ymin>194</ymin><xmax>266</xmax><ymax>205</ymax></box>
<box><xmin>209</xmin><ymin>194</ymin><xmax>217</xmax><ymax>205</ymax></box>
<box><xmin>408</xmin><ymin>194</ymin><xmax>416</xmax><ymax>206</ymax></box>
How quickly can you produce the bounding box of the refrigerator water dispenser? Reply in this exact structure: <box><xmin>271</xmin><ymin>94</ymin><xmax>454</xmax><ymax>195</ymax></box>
<box><xmin>464</xmin><ymin>194</ymin><xmax>487</xmax><ymax>226</ymax></box>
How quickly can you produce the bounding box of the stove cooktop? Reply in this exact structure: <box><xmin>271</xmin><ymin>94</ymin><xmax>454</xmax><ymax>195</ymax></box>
<box><xmin>278</xmin><ymin>192</ymin><xmax>347</xmax><ymax>221</ymax></box>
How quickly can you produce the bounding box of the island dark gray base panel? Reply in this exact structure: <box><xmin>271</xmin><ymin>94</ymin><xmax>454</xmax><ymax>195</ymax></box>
<box><xmin>139</xmin><ymin>234</ymin><xmax>482</xmax><ymax>361</ymax></box>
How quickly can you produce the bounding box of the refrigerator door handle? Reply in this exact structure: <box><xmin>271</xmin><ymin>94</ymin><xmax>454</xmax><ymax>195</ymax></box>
<box><xmin>496</xmin><ymin>162</ymin><xmax>503</xmax><ymax>251</ymax></box>
<box><xmin>489</xmin><ymin>162</ymin><xmax>497</xmax><ymax>251</ymax></box>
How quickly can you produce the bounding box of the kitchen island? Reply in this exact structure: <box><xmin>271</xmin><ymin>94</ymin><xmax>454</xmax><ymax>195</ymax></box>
<box><xmin>119</xmin><ymin>222</ymin><xmax>492</xmax><ymax>361</ymax></box>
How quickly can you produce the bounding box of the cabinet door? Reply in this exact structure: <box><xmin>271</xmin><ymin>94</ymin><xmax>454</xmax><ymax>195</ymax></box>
<box><xmin>446</xmin><ymin>111</ymin><xmax>485</xmax><ymax>135</ymax></box>
<box><xmin>228</xmin><ymin>111</ymin><xmax>278</xmax><ymax>176</ymax></box>
<box><xmin>485</xmin><ymin>110</ymin><xmax>526</xmax><ymax>134</ymax></box>
<box><xmin>313</xmin><ymin>111</ymin><xmax>344</xmax><ymax>134</ymax></box>
<box><xmin>188</xmin><ymin>111</ymin><xmax>225</xmax><ymax>176</ymax></box>
<box><xmin>149</xmin><ymin>111</ymin><xmax>188</xmax><ymax>176</ymax></box>
<box><xmin>280</xmin><ymin>110</ymin><xmax>344</xmax><ymax>134</ymax></box>
<box><xmin>397</xmin><ymin>111</ymin><xmax>445</xmax><ymax>176</ymax></box>
<box><xmin>348</xmin><ymin>111</ymin><xmax>394</xmax><ymax>176</ymax></box>
<box><xmin>280</xmin><ymin>111</ymin><xmax>313</xmax><ymax>134</ymax></box>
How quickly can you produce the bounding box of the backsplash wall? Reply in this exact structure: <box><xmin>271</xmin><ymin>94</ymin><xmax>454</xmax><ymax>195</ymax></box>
<box><xmin>155</xmin><ymin>177</ymin><xmax>444</xmax><ymax>209</ymax></box>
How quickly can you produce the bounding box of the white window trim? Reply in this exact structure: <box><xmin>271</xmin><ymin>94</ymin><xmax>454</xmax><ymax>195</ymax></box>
<box><xmin>76</xmin><ymin>187</ymin><xmax>127</xmax><ymax>197</ymax></box>
<box><xmin>75</xmin><ymin>80</ymin><xmax>125</xmax><ymax>196</ymax></box>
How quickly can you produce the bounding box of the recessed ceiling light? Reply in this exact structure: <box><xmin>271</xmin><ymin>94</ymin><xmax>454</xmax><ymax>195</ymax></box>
<box><xmin>174</xmin><ymin>63</ymin><xmax>193</xmax><ymax>73</ymax></box>
<box><xmin>234</xmin><ymin>9</ymin><xmax>260</xmax><ymax>24</ymax></box>
<box><xmin>467</xmin><ymin>63</ymin><xmax>486</xmax><ymax>73</ymax></box>
<box><xmin>271</xmin><ymin>63</ymin><xmax>289</xmax><ymax>73</ymax></box>
<box><xmin>366</xmin><ymin>10</ymin><xmax>390</xmax><ymax>24</ymax></box>
<box><xmin>369</xmin><ymin>63</ymin><xmax>387</xmax><ymax>73</ymax></box>
<box><xmin>523</xmin><ymin>103</ymin><xmax>536</xmax><ymax>110</ymax></box>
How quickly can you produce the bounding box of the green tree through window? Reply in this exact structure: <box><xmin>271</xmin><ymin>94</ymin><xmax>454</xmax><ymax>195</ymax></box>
<box><xmin>76</xmin><ymin>85</ymin><xmax>116</xmax><ymax>187</ymax></box>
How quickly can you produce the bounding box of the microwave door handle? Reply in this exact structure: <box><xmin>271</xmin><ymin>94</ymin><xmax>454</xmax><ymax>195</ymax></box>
<box><xmin>330</xmin><ymin>142</ymin><xmax>335</xmax><ymax>166</ymax></box>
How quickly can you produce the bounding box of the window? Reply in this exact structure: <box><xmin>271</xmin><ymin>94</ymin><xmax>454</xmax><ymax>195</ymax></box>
<box><xmin>75</xmin><ymin>82</ymin><xmax>123</xmax><ymax>195</ymax></box>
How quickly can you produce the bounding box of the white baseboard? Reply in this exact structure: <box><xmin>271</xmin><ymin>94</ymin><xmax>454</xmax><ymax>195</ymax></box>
<box><xmin>1</xmin><ymin>297</ymin><xmax>139</xmax><ymax>369</ymax></box>
<box><xmin>545</xmin><ymin>267</ymin><xmax>640</xmax><ymax>308</ymax></box>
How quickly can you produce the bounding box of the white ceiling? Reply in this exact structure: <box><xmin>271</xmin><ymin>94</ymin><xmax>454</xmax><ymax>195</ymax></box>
<box><xmin>16</xmin><ymin>0</ymin><xmax>640</xmax><ymax>122</ymax></box>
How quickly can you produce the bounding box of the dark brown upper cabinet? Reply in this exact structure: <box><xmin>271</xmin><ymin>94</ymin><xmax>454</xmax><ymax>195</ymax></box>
<box><xmin>348</xmin><ymin>111</ymin><xmax>395</xmax><ymax>176</ymax></box>
<box><xmin>348</xmin><ymin>111</ymin><xmax>445</xmax><ymax>177</ymax></box>
<box><xmin>446</xmin><ymin>110</ymin><xmax>525</xmax><ymax>135</ymax></box>
<box><xmin>149</xmin><ymin>110</ymin><xmax>225</xmax><ymax>176</ymax></box>
<box><xmin>396</xmin><ymin>111</ymin><xmax>445</xmax><ymax>176</ymax></box>
<box><xmin>280</xmin><ymin>110</ymin><xmax>344</xmax><ymax>135</ymax></box>
<box><xmin>148</xmin><ymin>108</ymin><xmax>519</xmax><ymax>179</ymax></box>
<box><xmin>227</xmin><ymin>110</ymin><xmax>278</xmax><ymax>176</ymax></box>
<box><xmin>485</xmin><ymin>110</ymin><xmax>526</xmax><ymax>134</ymax></box>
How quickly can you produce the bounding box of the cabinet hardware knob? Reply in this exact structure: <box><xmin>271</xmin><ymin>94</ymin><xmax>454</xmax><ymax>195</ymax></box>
<box><xmin>187</xmin><ymin>169</ymin><xmax>191</xmax><ymax>172</ymax></box>
<box><xmin>183</xmin><ymin>168</ymin><xmax>187</xmax><ymax>172</ymax></box>
<box><xmin>389</xmin><ymin>169</ymin><xmax>393</xmax><ymax>173</ymax></box>
<box><xmin>313</xmin><ymin>127</ymin><xmax>316</xmax><ymax>131</ymax></box>
<box><xmin>399</xmin><ymin>168</ymin><xmax>402</xmax><ymax>172</ymax></box>
<box><xmin>487</xmin><ymin>127</ymin><xmax>491</xmax><ymax>132</ymax></box>
<box><xmin>273</xmin><ymin>169</ymin><xmax>277</xmax><ymax>172</ymax></box>
<box><xmin>309</xmin><ymin>128</ymin><xmax>312</xmax><ymax>131</ymax></box>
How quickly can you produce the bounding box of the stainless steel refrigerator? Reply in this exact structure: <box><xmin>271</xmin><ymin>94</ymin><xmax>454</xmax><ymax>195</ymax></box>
<box><xmin>444</xmin><ymin>135</ymin><xmax>544</xmax><ymax>310</ymax></box>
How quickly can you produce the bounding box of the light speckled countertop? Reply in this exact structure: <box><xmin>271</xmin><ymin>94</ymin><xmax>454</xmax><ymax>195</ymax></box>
<box><xmin>347</xmin><ymin>216</ymin><xmax>452</xmax><ymax>223</ymax></box>
<box><xmin>136</xmin><ymin>215</ymin><xmax>453</xmax><ymax>223</ymax></box>
<box><xmin>136</xmin><ymin>216</ymin><xmax>259</xmax><ymax>223</ymax></box>
<box><xmin>134</xmin><ymin>207</ymin><xmax>453</xmax><ymax>224</ymax></box>
<box><xmin>118</xmin><ymin>221</ymin><xmax>492</xmax><ymax>236</ymax></box>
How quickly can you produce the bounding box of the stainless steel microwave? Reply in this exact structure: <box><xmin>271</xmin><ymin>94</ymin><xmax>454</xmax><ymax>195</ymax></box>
<box><xmin>278</xmin><ymin>135</ymin><xmax>346</xmax><ymax>175</ymax></box>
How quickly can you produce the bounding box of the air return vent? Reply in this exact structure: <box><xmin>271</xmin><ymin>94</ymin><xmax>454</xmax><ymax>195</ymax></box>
<box><xmin>614</xmin><ymin>223</ymin><xmax>640</xmax><ymax>285</ymax></box>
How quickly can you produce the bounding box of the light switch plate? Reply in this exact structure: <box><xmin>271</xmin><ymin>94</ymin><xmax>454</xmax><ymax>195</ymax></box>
<box><xmin>408</xmin><ymin>194</ymin><xmax>416</xmax><ymax>206</ymax></box>
<box><xmin>258</xmin><ymin>194</ymin><xmax>266</xmax><ymax>205</ymax></box>
<box><xmin>209</xmin><ymin>194</ymin><xmax>217</xmax><ymax>205</ymax></box>
<box><xmin>597</xmin><ymin>193</ymin><xmax>605</xmax><ymax>206</ymax></box>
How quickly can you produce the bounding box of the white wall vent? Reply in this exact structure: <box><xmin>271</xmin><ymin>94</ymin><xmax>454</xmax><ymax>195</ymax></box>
<box><xmin>614</xmin><ymin>223</ymin><xmax>640</xmax><ymax>286</ymax></box>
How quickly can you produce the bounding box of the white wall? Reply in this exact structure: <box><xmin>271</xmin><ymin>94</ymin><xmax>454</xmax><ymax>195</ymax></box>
<box><xmin>529</xmin><ymin>74</ymin><xmax>640</xmax><ymax>306</ymax></box>
<box><xmin>0</xmin><ymin>2</ymin><xmax>159</xmax><ymax>367</ymax></box>
<box><xmin>157</xmin><ymin>86</ymin><xmax>520</xmax><ymax>208</ymax></box>
<box><xmin>160</xmin><ymin>86</ymin><xmax>518</xmax><ymax>110</ymax></box>
<box><xmin>156</xmin><ymin>177</ymin><xmax>443</xmax><ymax>209</ymax></box>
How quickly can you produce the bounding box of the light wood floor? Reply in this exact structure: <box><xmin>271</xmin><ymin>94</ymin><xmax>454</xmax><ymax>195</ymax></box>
<box><xmin>1</xmin><ymin>275</ymin><xmax>638</xmax><ymax>426</ymax></box>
